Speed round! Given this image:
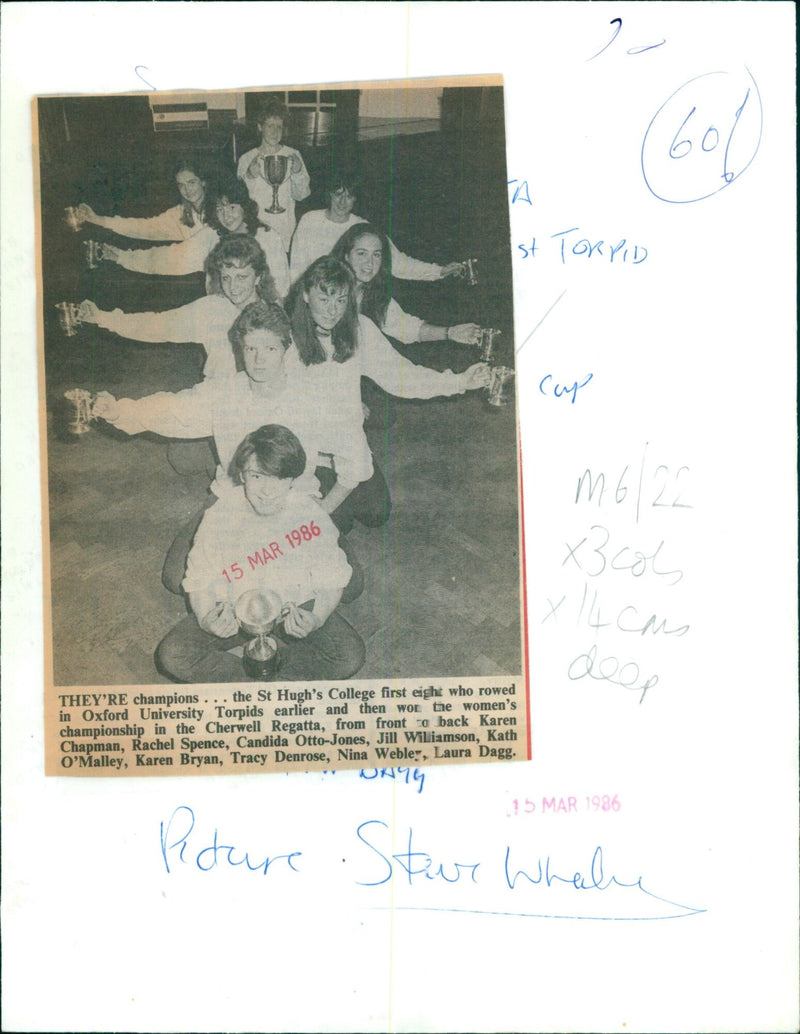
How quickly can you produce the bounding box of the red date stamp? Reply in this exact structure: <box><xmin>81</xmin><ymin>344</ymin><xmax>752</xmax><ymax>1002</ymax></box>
<box><xmin>221</xmin><ymin>522</ymin><xmax>322</xmax><ymax>583</ymax></box>
<box><xmin>507</xmin><ymin>795</ymin><xmax>621</xmax><ymax>816</ymax></box>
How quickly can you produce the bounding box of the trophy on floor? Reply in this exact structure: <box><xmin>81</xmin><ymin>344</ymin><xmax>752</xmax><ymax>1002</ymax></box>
<box><xmin>55</xmin><ymin>302</ymin><xmax>83</xmax><ymax>337</ymax></box>
<box><xmin>235</xmin><ymin>589</ymin><xmax>283</xmax><ymax>679</ymax></box>
<box><xmin>63</xmin><ymin>388</ymin><xmax>95</xmax><ymax>434</ymax></box>
<box><xmin>263</xmin><ymin>154</ymin><xmax>289</xmax><ymax>214</ymax></box>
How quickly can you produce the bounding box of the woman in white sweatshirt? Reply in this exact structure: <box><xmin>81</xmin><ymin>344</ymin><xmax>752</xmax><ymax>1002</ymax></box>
<box><xmin>289</xmin><ymin>168</ymin><xmax>464</xmax><ymax>285</ymax></box>
<box><xmin>237</xmin><ymin>97</ymin><xmax>310</xmax><ymax>252</ymax></box>
<box><xmin>97</xmin><ymin>176</ymin><xmax>290</xmax><ymax>299</ymax></box>
<box><xmin>75</xmin><ymin>158</ymin><xmax>212</xmax><ymax>241</ymax></box>
<box><xmin>286</xmin><ymin>257</ymin><xmax>490</xmax><ymax>534</ymax></box>
<box><xmin>78</xmin><ymin>235</ymin><xmax>280</xmax><ymax>381</ymax></box>
<box><xmin>331</xmin><ymin>223</ymin><xmax>481</xmax><ymax>346</ymax></box>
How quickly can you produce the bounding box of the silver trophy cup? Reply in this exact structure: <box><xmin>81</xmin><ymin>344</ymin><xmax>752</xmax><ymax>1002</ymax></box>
<box><xmin>235</xmin><ymin>589</ymin><xmax>283</xmax><ymax>678</ymax></box>
<box><xmin>83</xmin><ymin>240</ymin><xmax>103</xmax><ymax>269</ymax></box>
<box><xmin>263</xmin><ymin>155</ymin><xmax>289</xmax><ymax>214</ymax></box>
<box><xmin>64</xmin><ymin>389</ymin><xmax>94</xmax><ymax>435</ymax></box>
<box><xmin>64</xmin><ymin>206</ymin><xmax>83</xmax><ymax>232</ymax></box>
<box><xmin>487</xmin><ymin>365</ymin><xmax>514</xmax><ymax>408</ymax></box>
<box><xmin>459</xmin><ymin>258</ymin><xmax>479</xmax><ymax>286</ymax></box>
<box><xmin>55</xmin><ymin>302</ymin><xmax>82</xmax><ymax>337</ymax></box>
<box><xmin>477</xmin><ymin>327</ymin><xmax>501</xmax><ymax>363</ymax></box>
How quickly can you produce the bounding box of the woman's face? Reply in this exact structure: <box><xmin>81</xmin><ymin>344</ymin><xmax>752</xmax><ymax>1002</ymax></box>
<box><xmin>241</xmin><ymin>327</ymin><xmax>286</xmax><ymax>384</ymax></box>
<box><xmin>176</xmin><ymin>170</ymin><xmax>205</xmax><ymax>206</ymax></box>
<box><xmin>303</xmin><ymin>282</ymin><xmax>350</xmax><ymax>333</ymax></box>
<box><xmin>216</xmin><ymin>198</ymin><xmax>246</xmax><ymax>234</ymax></box>
<box><xmin>220</xmin><ymin>262</ymin><xmax>260</xmax><ymax>306</ymax></box>
<box><xmin>347</xmin><ymin>234</ymin><xmax>383</xmax><ymax>285</ymax></box>
<box><xmin>260</xmin><ymin>116</ymin><xmax>284</xmax><ymax>148</ymax></box>
<box><xmin>242</xmin><ymin>465</ymin><xmax>293</xmax><ymax>517</ymax></box>
<box><xmin>329</xmin><ymin>187</ymin><xmax>357</xmax><ymax>221</ymax></box>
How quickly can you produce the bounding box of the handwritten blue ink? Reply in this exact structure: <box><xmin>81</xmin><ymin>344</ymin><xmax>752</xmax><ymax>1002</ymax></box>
<box><xmin>359</xmin><ymin>766</ymin><xmax>426</xmax><ymax>794</ymax></box>
<box><xmin>507</xmin><ymin>178</ymin><xmax>533</xmax><ymax>205</ymax></box>
<box><xmin>160</xmin><ymin>805</ymin><xmax>302</xmax><ymax>876</ymax></box>
<box><xmin>641</xmin><ymin>68</ymin><xmax>762</xmax><ymax>203</ymax></box>
<box><xmin>588</xmin><ymin>17</ymin><xmax>623</xmax><ymax>61</ymax></box>
<box><xmin>134</xmin><ymin>66</ymin><xmax>156</xmax><ymax>91</ymax></box>
<box><xmin>358</xmin><ymin>829</ymin><xmax>704</xmax><ymax>920</ymax></box>
<box><xmin>587</xmin><ymin>17</ymin><xmax>665</xmax><ymax>62</ymax></box>
<box><xmin>549</xmin><ymin>228</ymin><xmax>647</xmax><ymax>265</ymax></box>
<box><xmin>539</xmin><ymin>373</ymin><xmax>594</xmax><ymax>404</ymax></box>
<box><xmin>355</xmin><ymin>820</ymin><xmax>481</xmax><ymax>887</ymax></box>
<box><xmin>502</xmin><ymin>844</ymin><xmax>703</xmax><ymax>919</ymax></box>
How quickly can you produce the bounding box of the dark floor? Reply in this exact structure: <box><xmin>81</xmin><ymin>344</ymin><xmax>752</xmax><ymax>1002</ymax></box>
<box><xmin>39</xmin><ymin>104</ymin><xmax>523</xmax><ymax>687</ymax></box>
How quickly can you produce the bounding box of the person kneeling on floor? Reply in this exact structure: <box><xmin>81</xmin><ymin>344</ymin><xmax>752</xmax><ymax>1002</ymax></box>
<box><xmin>156</xmin><ymin>424</ymin><xmax>366</xmax><ymax>684</ymax></box>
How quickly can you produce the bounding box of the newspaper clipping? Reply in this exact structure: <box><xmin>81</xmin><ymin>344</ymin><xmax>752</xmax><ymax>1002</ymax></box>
<box><xmin>35</xmin><ymin>76</ymin><xmax>528</xmax><ymax>777</ymax></box>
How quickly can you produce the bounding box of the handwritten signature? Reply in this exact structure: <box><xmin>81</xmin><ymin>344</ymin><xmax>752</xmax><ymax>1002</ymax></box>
<box><xmin>160</xmin><ymin>808</ymin><xmax>704</xmax><ymax>921</ymax></box>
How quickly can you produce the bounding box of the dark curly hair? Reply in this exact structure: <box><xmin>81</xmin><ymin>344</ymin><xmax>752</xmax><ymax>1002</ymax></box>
<box><xmin>207</xmin><ymin>176</ymin><xmax>262</xmax><ymax>237</ymax></box>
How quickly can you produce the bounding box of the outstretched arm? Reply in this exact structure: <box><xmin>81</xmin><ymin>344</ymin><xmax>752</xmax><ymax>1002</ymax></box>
<box><xmin>359</xmin><ymin>316</ymin><xmax>490</xmax><ymax>398</ymax></box>
<box><xmin>102</xmin><ymin>230</ymin><xmax>213</xmax><ymax>276</ymax></box>
<box><xmin>91</xmin><ymin>384</ymin><xmax>214</xmax><ymax>440</ymax></box>
<box><xmin>79</xmin><ymin>296</ymin><xmax>207</xmax><ymax>346</ymax></box>
<box><xmin>77</xmin><ymin>202</ymin><xmax>197</xmax><ymax>242</ymax></box>
<box><xmin>388</xmin><ymin>238</ymin><xmax>444</xmax><ymax>281</ymax></box>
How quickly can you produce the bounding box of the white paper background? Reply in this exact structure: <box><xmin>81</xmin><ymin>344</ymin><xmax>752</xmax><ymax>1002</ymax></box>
<box><xmin>2</xmin><ymin>3</ymin><xmax>797</xmax><ymax>1032</ymax></box>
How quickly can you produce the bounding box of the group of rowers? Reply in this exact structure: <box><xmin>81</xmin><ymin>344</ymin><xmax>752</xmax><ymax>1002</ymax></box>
<box><xmin>66</xmin><ymin>97</ymin><xmax>492</xmax><ymax>684</ymax></box>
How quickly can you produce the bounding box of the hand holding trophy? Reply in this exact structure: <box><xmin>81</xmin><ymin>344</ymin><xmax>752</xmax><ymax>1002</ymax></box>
<box><xmin>455</xmin><ymin>257</ymin><xmax>479</xmax><ymax>286</ymax></box>
<box><xmin>61</xmin><ymin>389</ymin><xmax>120</xmax><ymax>436</ymax></box>
<box><xmin>62</xmin><ymin>389</ymin><xmax>95</xmax><ymax>435</ymax></box>
<box><xmin>64</xmin><ymin>205</ymin><xmax>88</xmax><ymax>232</ymax></box>
<box><xmin>263</xmin><ymin>154</ymin><xmax>289</xmax><ymax>214</ymax></box>
<box><xmin>467</xmin><ymin>327</ymin><xmax>514</xmax><ymax>407</ymax></box>
<box><xmin>486</xmin><ymin>365</ymin><xmax>514</xmax><ymax>408</ymax></box>
<box><xmin>55</xmin><ymin>302</ymin><xmax>83</xmax><ymax>337</ymax></box>
<box><xmin>234</xmin><ymin>589</ymin><xmax>284</xmax><ymax>678</ymax></box>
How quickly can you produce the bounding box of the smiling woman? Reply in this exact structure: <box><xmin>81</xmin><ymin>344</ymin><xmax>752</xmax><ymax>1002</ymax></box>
<box><xmin>154</xmin><ymin>422</ymin><xmax>366</xmax><ymax>684</ymax></box>
<box><xmin>78</xmin><ymin>236</ymin><xmax>279</xmax><ymax>381</ymax></box>
<box><xmin>238</xmin><ymin>97</ymin><xmax>311</xmax><ymax>252</ymax></box>
<box><xmin>75</xmin><ymin>158</ymin><xmax>213</xmax><ymax>241</ymax></box>
<box><xmin>288</xmin><ymin>166</ymin><xmax>463</xmax><ymax>285</ymax></box>
<box><xmin>98</xmin><ymin>176</ymin><xmax>290</xmax><ymax>299</ymax></box>
<box><xmin>89</xmin><ymin>301</ymin><xmax>320</xmax><ymax>501</ymax></box>
<box><xmin>332</xmin><ymin>224</ymin><xmax>481</xmax><ymax>346</ymax></box>
<box><xmin>287</xmin><ymin>256</ymin><xmax>491</xmax><ymax>534</ymax></box>
<box><xmin>87</xmin><ymin>301</ymin><xmax>328</xmax><ymax>597</ymax></box>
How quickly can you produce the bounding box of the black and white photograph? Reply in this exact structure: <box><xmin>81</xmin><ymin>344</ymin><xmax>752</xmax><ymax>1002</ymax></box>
<box><xmin>36</xmin><ymin>78</ymin><xmax>526</xmax><ymax>690</ymax></box>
